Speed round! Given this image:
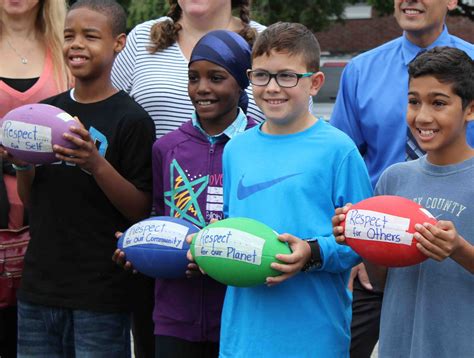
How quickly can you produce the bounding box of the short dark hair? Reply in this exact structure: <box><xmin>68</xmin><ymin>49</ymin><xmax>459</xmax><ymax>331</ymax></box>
<box><xmin>69</xmin><ymin>0</ymin><xmax>126</xmax><ymax>36</ymax></box>
<box><xmin>408</xmin><ymin>47</ymin><xmax>474</xmax><ymax>110</ymax></box>
<box><xmin>252</xmin><ymin>22</ymin><xmax>321</xmax><ymax>72</ymax></box>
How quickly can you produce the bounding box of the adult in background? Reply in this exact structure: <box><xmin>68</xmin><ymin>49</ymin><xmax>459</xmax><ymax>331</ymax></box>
<box><xmin>330</xmin><ymin>1</ymin><xmax>474</xmax><ymax>357</ymax></box>
<box><xmin>0</xmin><ymin>1</ymin><xmax>68</xmax><ymax>356</ymax></box>
<box><xmin>0</xmin><ymin>0</ymin><xmax>68</xmax><ymax>117</ymax></box>
<box><xmin>111</xmin><ymin>2</ymin><xmax>264</xmax><ymax>356</ymax></box>
<box><xmin>112</xmin><ymin>0</ymin><xmax>266</xmax><ymax>139</ymax></box>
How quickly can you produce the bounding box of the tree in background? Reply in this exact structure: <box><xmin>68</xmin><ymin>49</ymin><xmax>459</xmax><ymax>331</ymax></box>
<box><xmin>123</xmin><ymin>0</ymin><xmax>169</xmax><ymax>29</ymax></box>
<box><xmin>250</xmin><ymin>0</ymin><xmax>348</xmax><ymax>31</ymax></box>
<box><xmin>117</xmin><ymin>0</ymin><xmax>473</xmax><ymax>31</ymax></box>
<box><xmin>119</xmin><ymin>0</ymin><xmax>350</xmax><ymax>31</ymax></box>
<box><xmin>456</xmin><ymin>0</ymin><xmax>474</xmax><ymax>19</ymax></box>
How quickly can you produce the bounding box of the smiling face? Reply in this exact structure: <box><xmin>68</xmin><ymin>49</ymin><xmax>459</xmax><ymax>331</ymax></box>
<box><xmin>251</xmin><ymin>50</ymin><xmax>323</xmax><ymax>135</ymax></box>
<box><xmin>188</xmin><ymin>60</ymin><xmax>241</xmax><ymax>135</ymax></box>
<box><xmin>394</xmin><ymin>0</ymin><xmax>458</xmax><ymax>47</ymax></box>
<box><xmin>63</xmin><ymin>7</ymin><xmax>125</xmax><ymax>83</ymax></box>
<box><xmin>407</xmin><ymin>75</ymin><xmax>474</xmax><ymax>165</ymax></box>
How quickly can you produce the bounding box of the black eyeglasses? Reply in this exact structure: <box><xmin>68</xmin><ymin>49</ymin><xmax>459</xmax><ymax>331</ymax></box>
<box><xmin>247</xmin><ymin>70</ymin><xmax>315</xmax><ymax>88</ymax></box>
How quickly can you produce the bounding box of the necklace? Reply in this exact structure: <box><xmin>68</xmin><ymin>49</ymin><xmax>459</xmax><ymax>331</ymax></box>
<box><xmin>6</xmin><ymin>38</ymin><xmax>29</xmax><ymax>64</ymax></box>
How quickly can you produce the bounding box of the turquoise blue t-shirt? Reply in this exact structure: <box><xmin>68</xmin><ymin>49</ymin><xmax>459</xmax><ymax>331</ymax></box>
<box><xmin>220</xmin><ymin>120</ymin><xmax>373</xmax><ymax>357</ymax></box>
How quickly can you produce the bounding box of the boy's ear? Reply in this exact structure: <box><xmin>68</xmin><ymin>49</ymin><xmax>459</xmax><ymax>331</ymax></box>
<box><xmin>114</xmin><ymin>33</ymin><xmax>126</xmax><ymax>54</ymax></box>
<box><xmin>309</xmin><ymin>71</ymin><xmax>325</xmax><ymax>97</ymax></box>
<box><xmin>465</xmin><ymin>100</ymin><xmax>474</xmax><ymax>123</ymax></box>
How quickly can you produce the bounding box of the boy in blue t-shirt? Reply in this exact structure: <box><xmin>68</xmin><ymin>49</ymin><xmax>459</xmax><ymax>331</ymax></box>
<box><xmin>190</xmin><ymin>22</ymin><xmax>372</xmax><ymax>357</ymax></box>
<box><xmin>333</xmin><ymin>47</ymin><xmax>474</xmax><ymax>357</ymax></box>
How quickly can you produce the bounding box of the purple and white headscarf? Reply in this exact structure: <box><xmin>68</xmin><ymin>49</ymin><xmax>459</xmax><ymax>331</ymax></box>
<box><xmin>189</xmin><ymin>30</ymin><xmax>252</xmax><ymax>113</ymax></box>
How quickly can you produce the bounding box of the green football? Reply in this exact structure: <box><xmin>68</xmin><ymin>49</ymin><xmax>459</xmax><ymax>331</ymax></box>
<box><xmin>190</xmin><ymin>217</ymin><xmax>292</xmax><ymax>287</ymax></box>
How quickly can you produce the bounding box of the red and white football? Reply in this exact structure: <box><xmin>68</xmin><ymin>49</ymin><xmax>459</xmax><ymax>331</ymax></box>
<box><xmin>341</xmin><ymin>195</ymin><xmax>437</xmax><ymax>267</ymax></box>
<box><xmin>0</xmin><ymin>103</ymin><xmax>78</xmax><ymax>164</ymax></box>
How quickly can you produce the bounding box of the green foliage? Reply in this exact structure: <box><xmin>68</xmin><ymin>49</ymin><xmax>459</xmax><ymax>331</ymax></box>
<box><xmin>115</xmin><ymin>0</ymin><xmax>350</xmax><ymax>32</ymax></box>
<box><xmin>116</xmin><ymin>0</ymin><xmax>169</xmax><ymax>30</ymax></box>
<box><xmin>366</xmin><ymin>0</ymin><xmax>393</xmax><ymax>16</ymax></box>
<box><xmin>115</xmin><ymin>0</ymin><xmax>473</xmax><ymax>32</ymax></box>
<box><xmin>251</xmin><ymin>0</ymin><xmax>348</xmax><ymax>32</ymax></box>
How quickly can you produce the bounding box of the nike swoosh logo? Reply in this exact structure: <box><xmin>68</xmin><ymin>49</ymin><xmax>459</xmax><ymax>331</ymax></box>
<box><xmin>237</xmin><ymin>173</ymin><xmax>301</xmax><ymax>200</ymax></box>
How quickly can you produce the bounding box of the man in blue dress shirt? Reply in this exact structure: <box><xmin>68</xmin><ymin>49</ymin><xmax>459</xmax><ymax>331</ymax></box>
<box><xmin>330</xmin><ymin>1</ymin><xmax>474</xmax><ymax>357</ymax></box>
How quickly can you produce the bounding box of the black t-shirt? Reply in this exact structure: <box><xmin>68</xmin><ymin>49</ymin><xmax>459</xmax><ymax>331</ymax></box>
<box><xmin>18</xmin><ymin>90</ymin><xmax>156</xmax><ymax>312</ymax></box>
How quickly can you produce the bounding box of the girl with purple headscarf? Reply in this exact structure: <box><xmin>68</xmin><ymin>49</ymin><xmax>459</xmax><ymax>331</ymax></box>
<box><xmin>116</xmin><ymin>30</ymin><xmax>256</xmax><ymax>357</ymax></box>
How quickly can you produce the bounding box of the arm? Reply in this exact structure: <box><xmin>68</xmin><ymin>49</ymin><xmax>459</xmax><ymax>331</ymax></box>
<box><xmin>317</xmin><ymin>148</ymin><xmax>373</xmax><ymax>273</ymax></box>
<box><xmin>111</xmin><ymin>231</ymin><xmax>137</xmax><ymax>273</ymax></box>
<box><xmin>15</xmin><ymin>168</ymin><xmax>35</xmax><ymax>208</ymax></box>
<box><xmin>266</xmin><ymin>233</ymin><xmax>371</xmax><ymax>287</ymax></box>
<box><xmin>153</xmin><ymin>139</ymin><xmax>203</xmax><ymax>278</ymax></box>
<box><xmin>151</xmin><ymin>140</ymin><xmax>165</xmax><ymax>217</ymax></box>
<box><xmin>451</xmin><ymin>238</ymin><xmax>474</xmax><ymax>274</ymax></box>
<box><xmin>54</xmin><ymin>118</ymin><xmax>153</xmax><ymax>223</ymax></box>
<box><xmin>332</xmin><ymin>204</ymin><xmax>381</xmax><ymax>291</ymax></box>
<box><xmin>329</xmin><ymin>62</ymin><xmax>367</xmax><ymax>155</ymax></box>
<box><xmin>151</xmin><ymin>139</ymin><xmax>205</xmax><ymax>277</ymax></box>
<box><xmin>270</xmin><ymin>150</ymin><xmax>372</xmax><ymax>279</ymax></box>
<box><xmin>90</xmin><ymin>156</ymin><xmax>151</xmax><ymax>222</ymax></box>
<box><xmin>332</xmin><ymin>204</ymin><xmax>352</xmax><ymax>245</ymax></box>
<box><xmin>332</xmin><ymin>165</ymin><xmax>396</xmax><ymax>290</ymax></box>
<box><xmin>265</xmin><ymin>233</ymin><xmax>312</xmax><ymax>286</ymax></box>
<box><xmin>112</xmin><ymin>139</ymin><xmax>160</xmax><ymax>272</ymax></box>
<box><xmin>222</xmin><ymin>146</ymin><xmax>231</xmax><ymax>219</ymax></box>
<box><xmin>0</xmin><ymin>147</ymin><xmax>35</xmax><ymax>207</ymax></box>
<box><xmin>415</xmin><ymin>220</ymin><xmax>474</xmax><ymax>274</ymax></box>
<box><xmin>186</xmin><ymin>146</ymin><xmax>233</xmax><ymax>274</ymax></box>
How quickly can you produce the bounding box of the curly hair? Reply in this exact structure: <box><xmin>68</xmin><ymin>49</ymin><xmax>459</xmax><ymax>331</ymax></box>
<box><xmin>148</xmin><ymin>0</ymin><xmax>257</xmax><ymax>53</ymax></box>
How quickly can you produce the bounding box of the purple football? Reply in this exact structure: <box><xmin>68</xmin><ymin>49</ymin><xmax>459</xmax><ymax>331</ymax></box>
<box><xmin>0</xmin><ymin>103</ymin><xmax>78</xmax><ymax>164</ymax></box>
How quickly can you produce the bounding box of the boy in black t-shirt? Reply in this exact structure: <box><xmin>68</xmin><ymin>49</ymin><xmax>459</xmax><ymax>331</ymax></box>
<box><xmin>0</xmin><ymin>0</ymin><xmax>155</xmax><ymax>356</ymax></box>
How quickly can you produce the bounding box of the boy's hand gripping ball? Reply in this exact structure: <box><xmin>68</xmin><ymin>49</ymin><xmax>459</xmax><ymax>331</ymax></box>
<box><xmin>0</xmin><ymin>103</ymin><xmax>78</xmax><ymax>164</ymax></box>
<box><xmin>117</xmin><ymin>216</ymin><xmax>199</xmax><ymax>279</ymax></box>
<box><xmin>190</xmin><ymin>217</ymin><xmax>292</xmax><ymax>287</ymax></box>
<box><xmin>341</xmin><ymin>195</ymin><xmax>437</xmax><ymax>267</ymax></box>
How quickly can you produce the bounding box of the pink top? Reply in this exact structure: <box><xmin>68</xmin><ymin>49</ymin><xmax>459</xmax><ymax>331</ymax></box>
<box><xmin>0</xmin><ymin>50</ymin><xmax>64</xmax><ymax>118</ymax></box>
<box><xmin>0</xmin><ymin>50</ymin><xmax>65</xmax><ymax>229</ymax></box>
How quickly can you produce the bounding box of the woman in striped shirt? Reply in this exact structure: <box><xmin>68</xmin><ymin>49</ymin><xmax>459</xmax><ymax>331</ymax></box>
<box><xmin>112</xmin><ymin>0</ymin><xmax>265</xmax><ymax>139</ymax></box>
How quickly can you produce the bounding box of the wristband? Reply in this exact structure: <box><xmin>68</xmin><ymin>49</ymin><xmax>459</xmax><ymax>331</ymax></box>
<box><xmin>302</xmin><ymin>239</ymin><xmax>323</xmax><ymax>272</ymax></box>
<box><xmin>12</xmin><ymin>164</ymin><xmax>33</xmax><ymax>171</ymax></box>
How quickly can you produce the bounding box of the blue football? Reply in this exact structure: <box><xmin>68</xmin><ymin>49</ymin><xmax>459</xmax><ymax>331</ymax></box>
<box><xmin>118</xmin><ymin>216</ymin><xmax>199</xmax><ymax>279</ymax></box>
